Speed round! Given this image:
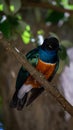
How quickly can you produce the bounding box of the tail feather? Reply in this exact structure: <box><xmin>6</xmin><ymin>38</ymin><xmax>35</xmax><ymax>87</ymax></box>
<box><xmin>10</xmin><ymin>91</ymin><xmax>18</xmax><ymax>108</ymax></box>
<box><xmin>10</xmin><ymin>87</ymin><xmax>44</xmax><ymax>109</ymax></box>
<box><xmin>10</xmin><ymin>91</ymin><xmax>28</xmax><ymax>110</ymax></box>
<box><xmin>17</xmin><ymin>93</ymin><xmax>28</xmax><ymax>110</ymax></box>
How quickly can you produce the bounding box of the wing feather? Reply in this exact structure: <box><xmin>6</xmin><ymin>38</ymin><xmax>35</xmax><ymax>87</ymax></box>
<box><xmin>16</xmin><ymin>48</ymin><xmax>39</xmax><ymax>90</ymax></box>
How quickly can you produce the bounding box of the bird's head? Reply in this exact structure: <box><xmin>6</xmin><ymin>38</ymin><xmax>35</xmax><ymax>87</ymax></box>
<box><xmin>42</xmin><ymin>36</ymin><xmax>60</xmax><ymax>51</ymax></box>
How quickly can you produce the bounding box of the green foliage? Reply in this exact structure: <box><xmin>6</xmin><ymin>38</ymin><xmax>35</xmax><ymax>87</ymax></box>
<box><xmin>21</xmin><ymin>25</ymin><xmax>31</xmax><ymax>44</ymax></box>
<box><xmin>10</xmin><ymin>5</ymin><xmax>15</xmax><ymax>12</ymax></box>
<box><xmin>0</xmin><ymin>0</ymin><xmax>73</xmax><ymax>75</ymax></box>
<box><xmin>0</xmin><ymin>15</ymin><xmax>20</xmax><ymax>39</ymax></box>
<box><xmin>46</xmin><ymin>10</ymin><xmax>64</xmax><ymax>23</ymax></box>
<box><xmin>57</xmin><ymin>59</ymin><xmax>65</xmax><ymax>74</ymax></box>
<box><xmin>57</xmin><ymin>53</ymin><xmax>69</xmax><ymax>74</ymax></box>
<box><xmin>56</xmin><ymin>0</ymin><xmax>73</xmax><ymax>10</ymax></box>
<box><xmin>56</xmin><ymin>0</ymin><xmax>68</xmax><ymax>6</ymax></box>
<box><xmin>60</xmin><ymin>0</ymin><xmax>68</xmax><ymax>5</ymax></box>
<box><xmin>57</xmin><ymin>39</ymin><xmax>73</xmax><ymax>73</ymax></box>
<box><xmin>0</xmin><ymin>19</ymin><xmax>11</xmax><ymax>38</ymax></box>
<box><xmin>58</xmin><ymin>40</ymin><xmax>73</xmax><ymax>67</ymax></box>
<box><xmin>61</xmin><ymin>40</ymin><xmax>73</xmax><ymax>48</ymax></box>
<box><xmin>46</xmin><ymin>0</ymin><xmax>73</xmax><ymax>24</ymax></box>
<box><xmin>37</xmin><ymin>30</ymin><xmax>44</xmax><ymax>35</ymax></box>
<box><xmin>0</xmin><ymin>0</ymin><xmax>21</xmax><ymax>14</ymax></box>
<box><xmin>0</xmin><ymin>4</ymin><xmax>3</xmax><ymax>11</ymax></box>
<box><xmin>0</xmin><ymin>0</ymin><xmax>32</xmax><ymax>43</ymax></box>
<box><xmin>46</xmin><ymin>0</ymin><xmax>66</xmax><ymax>24</ymax></box>
<box><xmin>60</xmin><ymin>0</ymin><xmax>73</xmax><ymax>9</ymax></box>
<box><xmin>49</xmin><ymin>33</ymin><xmax>73</xmax><ymax>73</ymax></box>
<box><xmin>0</xmin><ymin>0</ymin><xmax>10</xmax><ymax>14</ymax></box>
<box><xmin>0</xmin><ymin>13</ymin><xmax>31</xmax><ymax>42</ymax></box>
<box><xmin>10</xmin><ymin>0</ymin><xmax>21</xmax><ymax>14</ymax></box>
<box><xmin>16</xmin><ymin>20</ymin><xmax>26</xmax><ymax>34</ymax></box>
<box><xmin>58</xmin><ymin>45</ymin><xmax>67</xmax><ymax>60</ymax></box>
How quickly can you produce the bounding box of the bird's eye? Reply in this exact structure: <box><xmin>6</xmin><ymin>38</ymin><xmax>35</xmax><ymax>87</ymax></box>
<box><xmin>49</xmin><ymin>45</ymin><xmax>52</xmax><ymax>49</ymax></box>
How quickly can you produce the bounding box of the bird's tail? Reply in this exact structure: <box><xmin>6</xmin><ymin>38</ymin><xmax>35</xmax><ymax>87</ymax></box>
<box><xmin>10</xmin><ymin>91</ymin><xmax>18</xmax><ymax>108</ymax></box>
<box><xmin>10</xmin><ymin>87</ymin><xmax>44</xmax><ymax>110</ymax></box>
<box><xmin>10</xmin><ymin>91</ymin><xmax>28</xmax><ymax>110</ymax></box>
<box><xmin>16</xmin><ymin>93</ymin><xmax>28</xmax><ymax>110</ymax></box>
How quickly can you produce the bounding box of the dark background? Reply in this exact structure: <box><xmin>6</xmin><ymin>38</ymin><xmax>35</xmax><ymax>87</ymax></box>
<box><xmin>0</xmin><ymin>0</ymin><xmax>73</xmax><ymax>130</ymax></box>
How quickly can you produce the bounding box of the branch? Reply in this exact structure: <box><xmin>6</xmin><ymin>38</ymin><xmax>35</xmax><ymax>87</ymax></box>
<box><xmin>22</xmin><ymin>2</ymin><xmax>73</xmax><ymax>14</ymax></box>
<box><xmin>2</xmin><ymin>38</ymin><xmax>73</xmax><ymax>116</ymax></box>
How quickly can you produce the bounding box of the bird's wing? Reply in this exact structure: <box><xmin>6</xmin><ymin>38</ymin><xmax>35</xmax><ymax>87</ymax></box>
<box><xmin>26</xmin><ymin>48</ymin><xmax>39</xmax><ymax>66</ymax></box>
<box><xmin>16</xmin><ymin>66</ymin><xmax>29</xmax><ymax>90</ymax></box>
<box><xmin>10</xmin><ymin>48</ymin><xmax>39</xmax><ymax>109</ymax></box>
<box><xmin>48</xmin><ymin>58</ymin><xmax>59</xmax><ymax>82</ymax></box>
<box><xmin>16</xmin><ymin>48</ymin><xmax>39</xmax><ymax>90</ymax></box>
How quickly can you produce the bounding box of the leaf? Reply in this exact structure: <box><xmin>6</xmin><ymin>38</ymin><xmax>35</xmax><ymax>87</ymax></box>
<box><xmin>67</xmin><ymin>5</ymin><xmax>73</xmax><ymax>10</ymax></box>
<box><xmin>10</xmin><ymin>5</ymin><xmax>15</xmax><ymax>12</ymax></box>
<box><xmin>0</xmin><ymin>4</ymin><xmax>3</xmax><ymax>11</ymax></box>
<box><xmin>0</xmin><ymin>0</ymin><xmax>9</xmax><ymax>14</ymax></box>
<box><xmin>58</xmin><ymin>45</ymin><xmax>67</xmax><ymax>60</ymax></box>
<box><xmin>10</xmin><ymin>0</ymin><xmax>21</xmax><ymax>14</ymax></box>
<box><xmin>61</xmin><ymin>40</ymin><xmax>73</xmax><ymax>48</ymax></box>
<box><xmin>0</xmin><ymin>19</ymin><xmax>11</xmax><ymax>38</ymax></box>
<box><xmin>46</xmin><ymin>10</ymin><xmax>64</xmax><ymax>23</ymax></box>
<box><xmin>16</xmin><ymin>14</ymin><xmax>22</xmax><ymax>20</ymax></box>
<box><xmin>61</xmin><ymin>0</ymin><xmax>68</xmax><ymax>6</ymax></box>
<box><xmin>57</xmin><ymin>60</ymin><xmax>66</xmax><ymax>74</ymax></box>
<box><xmin>57</xmin><ymin>56</ymin><xmax>70</xmax><ymax>74</ymax></box>
<box><xmin>21</xmin><ymin>25</ymin><xmax>31</xmax><ymax>44</ymax></box>
<box><xmin>7</xmin><ymin>15</ymin><xmax>19</xmax><ymax>26</ymax></box>
<box><xmin>21</xmin><ymin>31</ymin><xmax>31</xmax><ymax>44</ymax></box>
<box><xmin>0</xmin><ymin>20</ymin><xmax>19</xmax><ymax>40</ymax></box>
<box><xmin>60</xmin><ymin>0</ymin><xmax>73</xmax><ymax>10</ymax></box>
<box><xmin>16</xmin><ymin>20</ymin><xmax>26</xmax><ymax>34</ymax></box>
<box><xmin>26</xmin><ymin>25</ymin><xmax>31</xmax><ymax>31</ymax></box>
<box><xmin>37</xmin><ymin>30</ymin><xmax>44</xmax><ymax>35</ymax></box>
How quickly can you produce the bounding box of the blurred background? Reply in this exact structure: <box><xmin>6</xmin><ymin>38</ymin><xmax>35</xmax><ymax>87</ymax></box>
<box><xmin>0</xmin><ymin>0</ymin><xmax>73</xmax><ymax>130</ymax></box>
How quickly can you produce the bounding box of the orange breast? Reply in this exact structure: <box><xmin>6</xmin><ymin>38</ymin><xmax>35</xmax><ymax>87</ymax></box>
<box><xmin>25</xmin><ymin>59</ymin><xmax>56</xmax><ymax>88</ymax></box>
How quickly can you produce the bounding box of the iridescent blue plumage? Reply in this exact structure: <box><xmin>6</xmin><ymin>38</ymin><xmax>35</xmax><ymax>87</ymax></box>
<box><xmin>39</xmin><ymin>47</ymin><xmax>57</xmax><ymax>63</ymax></box>
<box><xmin>10</xmin><ymin>36</ymin><xmax>60</xmax><ymax>110</ymax></box>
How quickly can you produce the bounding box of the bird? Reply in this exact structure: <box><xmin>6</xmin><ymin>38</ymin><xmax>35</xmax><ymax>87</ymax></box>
<box><xmin>10</xmin><ymin>36</ymin><xmax>60</xmax><ymax>110</ymax></box>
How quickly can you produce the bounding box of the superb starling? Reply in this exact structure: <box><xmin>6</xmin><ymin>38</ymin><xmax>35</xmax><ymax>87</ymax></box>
<box><xmin>10</xmin><ymin>36</ymin><xmax>60</xmax><ymax>110</ymax></box>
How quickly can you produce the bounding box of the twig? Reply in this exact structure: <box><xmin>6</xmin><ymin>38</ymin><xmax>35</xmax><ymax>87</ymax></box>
<box><xmin>2</xmin><ymin>39</ymin><xmax>73</xmax><ymax>116</ymax></box>
<box><xmin>22</xmin><ymin>2</ymin><xmax>73</xmax><ymax>14</ymax></box>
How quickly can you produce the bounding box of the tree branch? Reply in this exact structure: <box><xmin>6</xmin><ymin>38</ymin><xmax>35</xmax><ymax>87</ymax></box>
<box><xmin>2</xmin><ymin>38</ymin><xmax>73</xmax><ymax>117</ymax></box>
<box><xmin>22</xmin><ymin>2</ymin><xmax>73</xmax><ymax>14</ymax></box>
